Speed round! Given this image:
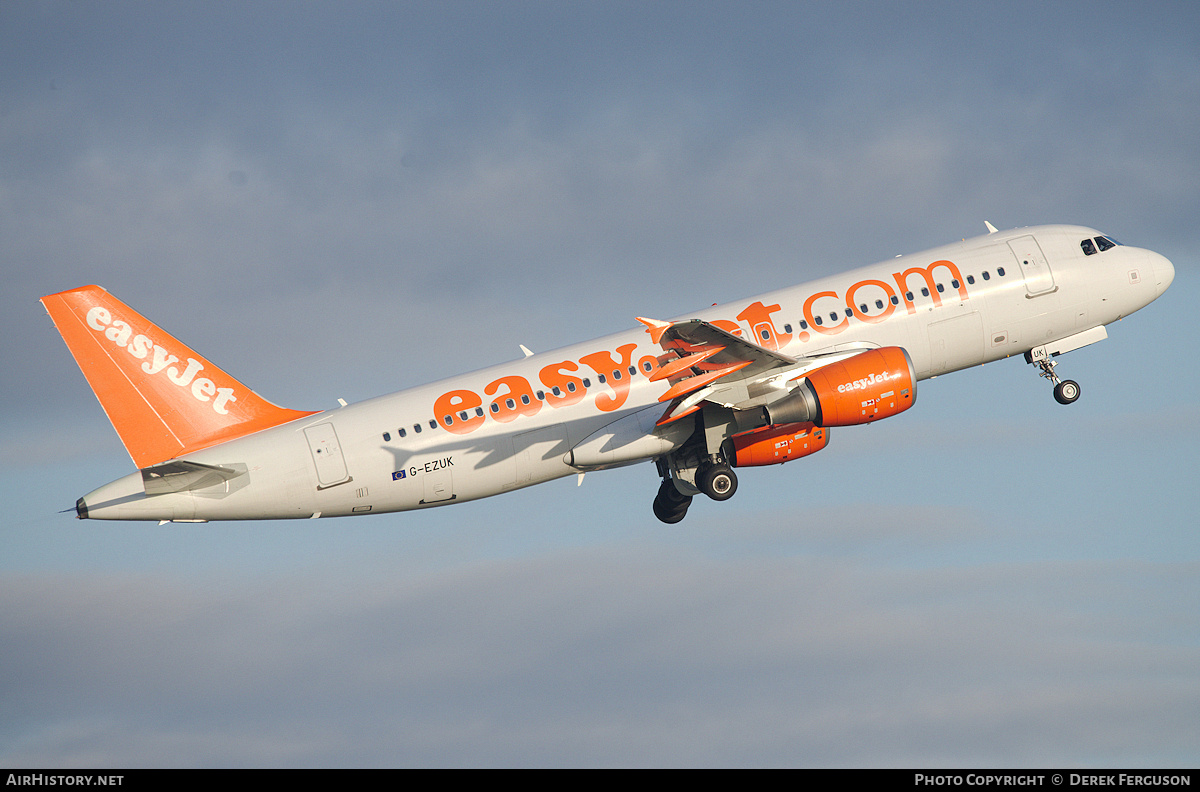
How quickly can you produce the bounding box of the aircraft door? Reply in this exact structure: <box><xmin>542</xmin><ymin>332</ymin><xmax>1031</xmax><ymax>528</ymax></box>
<box><xmin>1007</xmin><ymin>235</ymin><xmax>1056</xmax><ymax>297</ymax></box>
<box><xmin>304</xmin><ymin>423</ymin><xmax>351</xmax><ymax>489</ymax></box>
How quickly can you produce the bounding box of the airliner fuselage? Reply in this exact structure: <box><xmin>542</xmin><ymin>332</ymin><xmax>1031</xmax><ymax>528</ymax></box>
<box><xmin>49</xmin><ymin>224</ymin><xmax>1173</xmax><ymax>523</ymax></box>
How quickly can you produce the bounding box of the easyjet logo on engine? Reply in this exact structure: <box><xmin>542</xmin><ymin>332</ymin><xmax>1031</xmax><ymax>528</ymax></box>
<box><xmin>84</xmin><ymin>306</ymin><xmax>238</xmax><ymax>414</ymax></box>
<box><xmin>837</xmin><ymin>371</ymin><xmax>899</xmax><ymax>393</ymax></box>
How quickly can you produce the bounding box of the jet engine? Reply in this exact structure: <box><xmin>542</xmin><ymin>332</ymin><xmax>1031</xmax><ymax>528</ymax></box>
<box><xmin>729</xmin><ymin>422</ymin><xmax>828</xmax><ymax>467</ymax></box>
<box><xmin>764</xmin><ymin>347</ymin><xmax>916</xmax><ymax>427</ymax></box>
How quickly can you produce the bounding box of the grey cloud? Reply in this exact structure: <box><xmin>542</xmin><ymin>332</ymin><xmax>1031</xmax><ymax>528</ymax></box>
<box><xmin>2</xmin><ymin>550</ymin><xmax>1197</xmax><ymax>766</ymax></box>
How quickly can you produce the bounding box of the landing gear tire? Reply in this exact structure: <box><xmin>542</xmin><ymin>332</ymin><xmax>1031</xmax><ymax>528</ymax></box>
<box><xmin>1053</xmin><ymin>379</ymin><xmax>1080</xmax><ymax>405</ymax></box>
<box><xmin>653</xmin><ymin>479</ymin><xmax>692</xmax><ymax>524</ymax></box>
<box><xmin>697</xmin><ymin>463</ymin><xmax>738</xmax><ymax>502</ymax></box>
<box><xmin>653</xmin><ymin>496</ymin><xmax>689</xmax><ymax>524</ymax></box>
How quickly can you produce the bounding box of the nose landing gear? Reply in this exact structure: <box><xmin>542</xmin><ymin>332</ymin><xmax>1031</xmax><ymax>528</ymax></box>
<box><xmin>1029</xmin><ymin>354</ymin><xmax>1080</xmax><ymax>405</ymax></box>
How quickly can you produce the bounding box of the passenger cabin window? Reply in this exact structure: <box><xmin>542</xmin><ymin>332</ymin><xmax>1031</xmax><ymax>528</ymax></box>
<box><xmin>382</xmin><ymin>432</ymin><xmax>391</xmax><ymax>442</ymax></box>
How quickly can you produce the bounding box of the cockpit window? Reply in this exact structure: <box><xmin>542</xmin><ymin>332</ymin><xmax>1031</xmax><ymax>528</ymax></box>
<box><xmin>1082</xmin><ymin>236</ymin><xmax>1121</xmax><ymax>256</ymax></box>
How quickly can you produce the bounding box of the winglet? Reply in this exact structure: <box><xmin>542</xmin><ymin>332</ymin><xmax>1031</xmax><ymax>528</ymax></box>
<box><xmin>636</xmin><ymin>317</ymin><xmax>672</xmax><ymax>344</ymax></box>
<box><xmin>41</xmin><ymin>285</ymin><xmax>318</xmax><ymax>468</ymax></box>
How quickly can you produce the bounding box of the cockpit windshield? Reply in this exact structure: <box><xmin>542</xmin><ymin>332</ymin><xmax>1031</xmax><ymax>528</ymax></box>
<box><xmin>1081</xmin><ymin>235</ymin><xmax>1122</xmax><ymax>255</ymax></box>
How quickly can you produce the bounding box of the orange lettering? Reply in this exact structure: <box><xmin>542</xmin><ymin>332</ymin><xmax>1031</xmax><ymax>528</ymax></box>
<box><xmin>433</xmin><ymin>389</ymin><xmax>484</xmax><ymax>435</ymax></box>
<box><xmin>538</xmin><ymin>361</ymin><xmax>586</xmax><ymax>408</ymax></box>
<box><xmin>892</xmin><ymin>260</ymin><xmax>967</xmax><ymax>314</ymax></box>
<box><xmin>736</xmin><ymin>301</ymin><xmax>792</xmax><ymax>350</ymax></box>
<box><xmin>580</xmin><ymin>343</ymin><xmax>639</xmax><ymax>412</ymax></box>
<box><xmin>845</xmin><ymin>279</ymin><xmax>897</xmax><ymax>325</ymax></box>
<box><xmin>802</xmin><ymin>290</ymin><xmax>848</xmax><ymax>336</ymax></box>
<box><xmin>485</xmin><ymin>375</ymin><xmax>541</xmax><ymax>423</ymax></box>
<box><xmin>710</xmin><ymin>319</ymin><xmax>743</xmax><ymax>337</ymax></box>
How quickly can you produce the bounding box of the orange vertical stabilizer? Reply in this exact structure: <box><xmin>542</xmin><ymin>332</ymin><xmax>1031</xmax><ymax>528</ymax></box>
<box><xmin>41</xmin><ymin>285</ymin><xmax>319</xmax><ymax>468</ymax></box>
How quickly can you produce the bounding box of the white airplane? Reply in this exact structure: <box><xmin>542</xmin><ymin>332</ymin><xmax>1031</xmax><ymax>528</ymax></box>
<box><xmin>43</xmin><ymin>224</ymin><xmax>1174</xmax><ymax>524</ymax></box>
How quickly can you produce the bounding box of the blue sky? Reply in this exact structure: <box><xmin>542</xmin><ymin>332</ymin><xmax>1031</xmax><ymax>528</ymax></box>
<box><xmin>2</xmin><ymin>0</ymin><xmax>1198</xmax><ymax>767</ymax></box>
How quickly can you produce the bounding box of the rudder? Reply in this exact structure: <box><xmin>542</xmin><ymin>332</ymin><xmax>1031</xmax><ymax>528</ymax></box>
<box><xmin>41</xmin><ymin>285</ymin><xmax>318</xmax><ymax>468</ymax></box>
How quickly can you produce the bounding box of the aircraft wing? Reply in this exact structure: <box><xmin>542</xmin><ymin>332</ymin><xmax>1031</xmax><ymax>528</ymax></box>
<box><xmin>635</xmin><ymin>317</ymin><xmax>806</xmax><ymax>425</ymax></box>
<box><xmin>637</xmin><ymin>316</ymin><xmax>887</xmax><ymax>426</ymax></box>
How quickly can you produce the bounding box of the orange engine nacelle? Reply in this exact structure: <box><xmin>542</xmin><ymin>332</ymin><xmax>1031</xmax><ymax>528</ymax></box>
<box><xmin>730</xmin><ymin>422</ymin><xmax>828</xmax><ymax>467</ymax></box>
<box><xmin>765</xmin><ymin>346</ymin><xmax>917</xmax><ymax>427</ymax></box>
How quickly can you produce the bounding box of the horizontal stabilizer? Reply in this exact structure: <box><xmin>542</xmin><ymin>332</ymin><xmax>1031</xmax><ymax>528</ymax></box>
<box><xmin>142</xmin><ymin>460</ymin><xmax>245</xmax><ymax>495</ymax></box>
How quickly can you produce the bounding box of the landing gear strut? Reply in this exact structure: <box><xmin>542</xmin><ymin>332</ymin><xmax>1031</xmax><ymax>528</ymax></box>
<box><xmin>1030</xmin><ymin>355</ymin><xmax>1080</xmax><ymax>405</ymax></box>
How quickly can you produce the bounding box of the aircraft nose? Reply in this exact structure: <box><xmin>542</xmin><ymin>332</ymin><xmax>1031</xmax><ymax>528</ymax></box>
<box><xmin>1152</xmin><ymin>251</ymin><xmax>1175</xmax><ymax>297</ymax></box>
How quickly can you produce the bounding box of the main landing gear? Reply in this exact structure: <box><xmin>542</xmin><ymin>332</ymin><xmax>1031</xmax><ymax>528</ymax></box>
<box><xmin>652</xmin><ymin>479</ymin><xmax>692</xmax><ymax>524</ymax></box>
<box><xmin>1029</xmin><ymin>355</ymin><xmax>1080</xmax><ymax>405</ymax></box>
<box><xmin>697</xmin><ymin>462</ymin><xmax>738</xmax><ymax>501</ymax></box>
<box><xmin>653</xmin><ymin>461</ymin><xmax>739</xmax><ymax>524</ymax></box>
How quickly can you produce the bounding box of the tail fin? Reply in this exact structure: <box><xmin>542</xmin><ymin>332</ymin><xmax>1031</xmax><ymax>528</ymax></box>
<box><xmin>41</xmin><ymin>285</ymin><xmax>318</xmax><ymax>468</ymax></box>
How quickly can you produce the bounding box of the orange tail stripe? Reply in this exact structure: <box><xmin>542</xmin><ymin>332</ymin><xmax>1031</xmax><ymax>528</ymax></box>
<box><xmin>41</xmin><ymin>285</ymin><xmax>318</xmax><ymax>468</ymax></box>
